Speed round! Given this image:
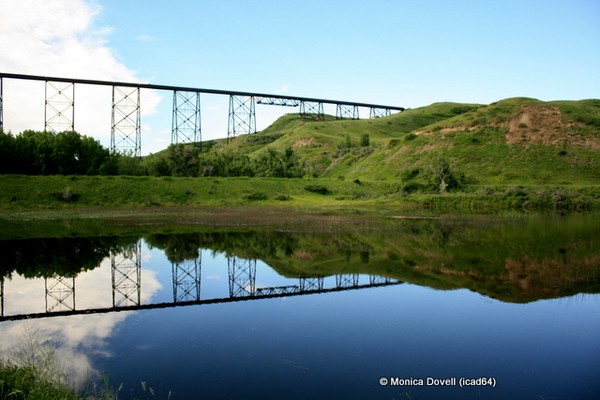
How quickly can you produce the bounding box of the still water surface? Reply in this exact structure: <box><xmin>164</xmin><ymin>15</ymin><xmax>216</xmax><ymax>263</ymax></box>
<box><xmin>1</xmin><ymin>215</ymin><xmax>599</xmax><ymax>399</ymax></box>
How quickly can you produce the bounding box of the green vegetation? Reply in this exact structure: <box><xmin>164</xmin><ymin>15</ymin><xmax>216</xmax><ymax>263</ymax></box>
<box><xmin>0</xmin><ymin>328</ymin><xmax>165</xmax><ymax>400</ymax></box>
<box><xmin>1</xmin><ymin>97</ymin><xmax>599</xmax><ymax>215</ymax></box>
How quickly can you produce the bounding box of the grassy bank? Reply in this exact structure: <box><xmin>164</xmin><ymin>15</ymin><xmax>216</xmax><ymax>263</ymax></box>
<box><xmin>1</xmin><ymin>174</ymin><xmax>598</xmax><ymax>221</ymax></box>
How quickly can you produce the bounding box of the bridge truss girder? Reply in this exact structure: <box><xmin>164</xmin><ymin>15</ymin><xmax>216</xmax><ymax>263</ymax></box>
<box><xmin>299</xmin><ymin>100</ymin><xmax>324</xmax><ymax>120</ymax></box>
<box><xmin>111</xmin><ymin>86</ymin><xmax>141</xmax><ymax>157</ymax></box>
<box><xmin>172</xmin><ymin>256</ymin><xmax>202</xmax><ymax>302</ymax></box>
<box><xmin>336</xmin><ymin>104</ymin><xmax>359</xmax><ymax>120</ymax></box>
<box><xmin>228</xmin><ymin>257</ymin><xmax>257</xmax><ymax>298</ymax></box>
<box><xmin>255</xmin><ymin>285</ymin><xmax>299</xmax><ymax>296</ymax></box>
<box><xmin>228</xmin><ymin>95</ymin><xmax>256</xmax><ymax>141</ymax></box>
<box><xmin>256</xmin><ymin>96</ymin><xmax>299</xmax><ymax>107</ymax></box>
<box><xmin>45</xmin><ymin>275</ymin><xmax>75</xmax><ymax>312</ymax></box>
<box><xmin>369</xmin><ymin>107</ymin><xmax>391</xmax><ymax>119</ymax></box>
<box><xmin>172</xmin><ymin>91</ymin><xmax>201</xmax><ymax>145</ymax></box>
<box><xmin>45</xmin><ymin>80</ymin><xmax>75</xmax><ymax>133</ymax></box>
<box><xmin>111</xmin><ymin>241</ymin><xmax>142</xmax><ymax>307</ymax></box>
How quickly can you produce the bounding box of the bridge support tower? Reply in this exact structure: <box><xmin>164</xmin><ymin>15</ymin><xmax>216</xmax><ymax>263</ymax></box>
<box><xmin>111</xmin><ymin>86</ymin><xmax>141</xmax><ymax>157</ymax></box>
<box><xmin>45</xmin><ymin>275</ymin><xmax>75</xmax><ymax>312</ymax></box>
<box><xmin>45</xmin><ymin>81</ymin><xmax>75</xmax><ymax>132</ymax></box>
<box><xmin>336</xmin><ymin>104</ymin><xmax>359</xmax><ymax>120</ymax></box>
<box><xmin>0</xmin><ymin>76</ymin><xmax>3</xmax><ymax>131</ymax></box>
<box><xmin>299</xmin><ymin>277</ymin><xmax>324</xmax><ymax>291</ymax></box>
<box><xmin>111</xmin><ymin>241</ymin><xmax>142</xmax><ymax>307</ymax></box>
<box><xmin>228</xmin><ymin>95</ymin><xmax>256</xmax><ymax>141</ymax></box>
<box><xmin>228</xmin><ymin>257</ymin><xmax>256</xmax><ymax>297</ymax></box>
<box><xmin>335</xmin><ymin>274</ymin><xmax>360</xmax><ymax>288</ymax></box>
<box><xmin>172</xmin><ymin>255</ymin><xmax>202</xmax><ymax>302</ymax></box>
<box><xmin>299</xmin><ymin>100</ymin><xmax>324</xmax><ymax>119</ymax></box>
<box><xmin>172</xmin><ymin>91</ymin><xmax>201</xmax><ymax>145</ymax></box>
<box><xmin>369</xmin><ymin>107</ymin><xmax>391</xmax><ymax>119</ymax></box>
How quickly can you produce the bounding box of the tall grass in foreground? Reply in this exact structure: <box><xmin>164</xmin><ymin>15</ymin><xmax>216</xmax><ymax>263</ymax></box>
<box><xmin>0</xmin><ymin>328</ymin><xmax>169</xmax><ymax>400</ymax></box>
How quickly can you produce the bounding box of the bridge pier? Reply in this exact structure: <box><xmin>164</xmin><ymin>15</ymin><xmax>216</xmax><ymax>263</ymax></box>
<box><xmin>299</xmin><ymin>100</ymin><xmax>324</xmax><ymax>120</ymax></box>
<box><xmin>111</xmin><ymin>241</ymin><xmax>142</xmax><ymax>307</ymax></box>
<box><xmin>172</xmin><ymin>91</ymin><xmax>201</xmax><ymax>145</ymax></box>
<box><xmin>369</xmin><ymin>107</ymin><xmax>391</xmax><ymax>119</ymax></box>
<box><xmin>111</xmin><ymin>86</ymin><xmax>141</xmax><ymax>157</ymax></box>
<box><xmin>228</xmin><ymin>95</ymin><xmax>256</xmax><ymax>141</ymax></box>
<box><xmin>1</xmin><ymin>277</ymin><xmax>4</xmax><ymax>317</ymax></box>
<box><xmin>228</xmin><ymin>257</ymin><xmax>256</xmax><ymax>297</ymax></box>
<box><xmin>299</xmin><ymin>276</ymin><xmax>324</xmax><ymax>291</ymax></box>
<box><xmin>335</xmin><ymin>274</ymin><xmax>360</xmax><ymax>288</ymax></box>
<box><xmin>45</xmin><ymin>80</ymin><xmax>75</xmax><ymax>133</ymax></box>
<box><xmin>0</xmin><ymin>77</ymin><xmax>3</xmax><ymax>131</ymax></box>
<box><xmin>172</xmin><ymin>256</ymin><xmax>202</xmax><ymax>302</ymax></box>
<box><xmin>45</xmin><ymin>275</ymin><xmax>75</xmax><ymax>312</ymax></box>
<box><xmin>336</xmin><ymin>104</ymin><xmax>359</xmax><ymax>120</ymax></box>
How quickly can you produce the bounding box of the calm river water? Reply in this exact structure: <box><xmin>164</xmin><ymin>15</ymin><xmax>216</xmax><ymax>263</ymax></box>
<box><xmin>1</xmin><ymin>215</ymin><xmax>599</xmax><ymax>399</ymax></box>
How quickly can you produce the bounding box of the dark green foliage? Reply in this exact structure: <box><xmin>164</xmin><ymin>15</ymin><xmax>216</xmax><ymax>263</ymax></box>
<box><xmin>400</xmin><ymin>168</ymin><xmax>420</xmax><ymax>181</ymax></box>
<box><xmin>428</xmin><ymin>157</ymin><xmax>462</xmax><ymax>193</ymax></box>
<box><xmin>360</xmin><ymin>134</ymin><xmax>370</xmax><ymax>147</ymax></box>
<box><xmin>243</xmin><ymin>192</ymin><xmax>268</xmax><ymax>201</ymax></box>
<box><xmin>0</xmin><ymin>363</ymin><xmax>80</xmax><ymax>400</ymax></box>
<box><xmin>304</xmin><ymin>185</ymin><xmax>330</xmax><ymax>195</ymax></box>
<box><xmin>0</xmin><ymin>130</ymin><xmax>112</xmax><ymax>175</ymax></box>
<box><xmin>252</xmin><ymin>147</ymin><xmax>304</xmax><ymax>178</ymax></box>
<box><xmin>450</xmin><ymin>105</ymin><xmax>480</xmax><ymax>115</ymax></box>
<box><xmin>168</xmin><ymin>144</ymin><xmax>200</xmax><ymax>177</ymax></box>
<box><xmin>200</xmin><ymin>149</ymin><xmax>254</xmax><ymax>177</ymax></box>
<box><xmin>0</xmin><ymin>236</ymin><xmax>134</xmax><ymax>279</ymax></box>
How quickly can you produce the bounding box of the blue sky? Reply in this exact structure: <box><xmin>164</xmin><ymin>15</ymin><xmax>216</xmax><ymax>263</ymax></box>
<box><xmin>1</xmin><ymin>0</ymin><xmax>599</xmax><ymax>153</ymax></box>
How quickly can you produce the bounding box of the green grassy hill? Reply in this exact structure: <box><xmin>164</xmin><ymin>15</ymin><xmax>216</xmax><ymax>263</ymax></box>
<box><xmin>189</xmin><ymin>98</ymin><xmax>600</xmax><ymax>187</ymax></box>
<box><xmin>2</xmin><ymin>98</ymin><xmax>599</xmax><ymax>215</ymax></box>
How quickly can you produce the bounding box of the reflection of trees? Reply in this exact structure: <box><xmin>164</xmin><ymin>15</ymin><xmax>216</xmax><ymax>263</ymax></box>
<box><xmin>145</xmin><ymin>231</ymin><xmax>299</xmax><ymax>262</ymax></box>
<box><xmin>0</xmin><ymin>237</ymin><xmax>139</xmax><ymax>279</ymax></box>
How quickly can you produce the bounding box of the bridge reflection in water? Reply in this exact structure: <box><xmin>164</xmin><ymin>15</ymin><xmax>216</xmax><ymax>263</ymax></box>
<box><xmin>0</xmin><ymin>240</ymin><xmax>400</xmax><ymax>322</ymax></box>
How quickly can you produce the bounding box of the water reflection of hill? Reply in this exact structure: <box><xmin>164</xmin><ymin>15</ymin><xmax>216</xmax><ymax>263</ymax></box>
<box><xmin>147</xmin><ymin>215</ymin><xmax>600</xmax><ymax>302</ymax></box>
<box><xmin>2</xmin><ymin>215</ymin><xmax>599</xmax><ymax>303</ymax></box>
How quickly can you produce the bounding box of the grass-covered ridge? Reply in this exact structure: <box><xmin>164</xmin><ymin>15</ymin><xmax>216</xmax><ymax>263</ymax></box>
<box><xmin>1</xmin><ymin>97</ymin><xmax>599</xmax><ymax>215</ymax></box>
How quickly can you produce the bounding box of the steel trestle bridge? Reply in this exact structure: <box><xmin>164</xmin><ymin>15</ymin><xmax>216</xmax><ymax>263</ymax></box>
<box><xmin>0</xmin><ymin>72</ymin><xmax>405</xmax><ymax>156</ymax></box>
<box><xmin>0</xmin><ymin>241</ymin><xmax>401</xmax><ymax>322</ymax></box>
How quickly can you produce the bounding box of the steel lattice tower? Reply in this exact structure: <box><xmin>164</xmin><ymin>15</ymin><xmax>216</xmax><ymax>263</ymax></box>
<box><xmin>369</xmin><ymin>275</ymin><xmax>392</xmax><ymax>285</ymax></box>
<box><xmin>369</xmin><ymin>107</ymin><xmax>391</xmax><ymax>118</ymax></box>
<box><xmin>227</xmin><ymin>257</ymin><xmax>256</xmax><ymax>297</ymax></box>
<box><xmin>299</xmin><ymin>276</ymin><xmax>324</xmax><ymax>291</ymax></box>
<box><xmin>335</xmin><ymin>274</ymin><xmax>360</xmax><ymax>288</ymax></box>
<box><xmin>45</xmin><ymin>275</ymin><xmax>75</xmax><ymax>312</ymax></box>
<box><xmin>228</xmin><ymin>95</ymin><xmax>256</xmax><ymax>141</ymax></box>
<box><xmin>172</xmin><ymin>91</ymin><xmax>201</xmax><ymax>145</ymax></box>
<box><xmin>45</xmin><ymin>81</ymin><xmax>75</xmax><ymax>132</ymax></box>
<box><xmin>172</xmin><ymin>256</ymin><xmax>202</xmax><ymax>302</ymax></box>
<box><xmin>0</xmin><ymin>277</ymin><xmax>4</xmax><ymax>317</ymax></box>
<box><xmin>336</xmin><ymin>104</ymin><xmax>359</xmax><ymax>120</ymax></box>
<box><xmin>0</xmin><ymin>77</ymin><xmax>3</xmax><ymax>131</ymax></box>
<box><xmin>111</xmin><ymin>86</ymin><xmax>141</xmax><ymax>157</ymax></box>
<box><xmin>111</xmin><ymin>241</ymin><xmax>142</xmax><ymax>307</ymax></box>
<box><xmin>299</xmin><ymin>100</ymin><xmax>324</xmax><ymax>119</ymax></box>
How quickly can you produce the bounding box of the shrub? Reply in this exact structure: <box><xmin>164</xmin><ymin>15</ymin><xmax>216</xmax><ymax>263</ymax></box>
<box><xmin>360</xmin><ymin>134</ymin><xmax>370</xmax><ymax>147</ymax></box>
<box><xmin>304</xmin><ymin>185</ymin><xmax>330</xmax><ymax>195</ymax></box>
<box><xmin>243</xmin><ymin>192</ymin><xmax>268</xmax><ymax>201</ymax></box>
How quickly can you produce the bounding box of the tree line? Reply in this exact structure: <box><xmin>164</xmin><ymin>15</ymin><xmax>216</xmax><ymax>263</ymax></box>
<box><xmin>0</xmin><ymin>130</ymin><xmax>305</xmax><ymax>178</ymax></box>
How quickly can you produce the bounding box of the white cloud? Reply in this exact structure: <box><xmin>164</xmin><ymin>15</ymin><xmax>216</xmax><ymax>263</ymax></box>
<box><xmin>0</xmin><ymin>250</ymin><xmax>163</xmax><ymax>388</ymax></box>
<box><xmin>0</xmin><ymin>0</ymin><xmax>162</xmax><ymax>151</ymax></box>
